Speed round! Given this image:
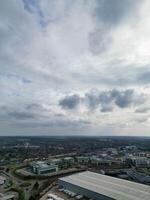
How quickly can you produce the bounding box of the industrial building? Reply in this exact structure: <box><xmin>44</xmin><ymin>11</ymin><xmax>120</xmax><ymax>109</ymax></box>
<box><xmin>59</xmin><ymin>171</ymin><xmax>150</xmax><ymax>200</ymax></box>
<box><xmin>30</xmin><ymin>161</ymin><xmax>58</xmax><ymax>175</ymax></box>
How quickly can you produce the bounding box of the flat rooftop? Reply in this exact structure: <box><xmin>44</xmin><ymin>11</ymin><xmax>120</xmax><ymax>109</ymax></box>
<box><xmin>32</xmin><ymin>161</ymin><xmax>57</xmax><ymax>169</ymax></box>
<box><xmin>0</xmin><ymin>175</ymin><xmax>6</xmax><ymax>181</ymax></box>
<box><xmin>59</xmin><ymin>171</ymin><xmax>150</xmax><ymax>200</ymax></box>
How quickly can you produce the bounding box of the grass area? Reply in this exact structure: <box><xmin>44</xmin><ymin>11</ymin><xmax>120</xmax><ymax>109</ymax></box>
<box><xmin>137</xmin><ymin>168</ymin><xmax>150</xmax><ymax>175</ymax></box>
<box><xmin>9</xmin><ymin>187</ymin><xmax>25</xmax><ymax>200</ymax></box>
<box><xmin>142</xmin><ymin>168</ymin><xmax>150</xmax><ymax>175</ymax></box>
<box><xmin>19</xmin><ymin>182</ymin><xmax>31</xmax><ymax>187</ymax></box>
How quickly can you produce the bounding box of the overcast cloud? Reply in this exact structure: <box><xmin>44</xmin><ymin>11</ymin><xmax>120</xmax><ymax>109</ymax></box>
<box><xmin>0</xmin><ymin>0</ymin><xmax>150</xmax><ymax>136</ymax></box>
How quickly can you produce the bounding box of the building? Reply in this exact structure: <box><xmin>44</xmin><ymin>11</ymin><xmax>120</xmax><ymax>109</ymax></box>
<box><xmin>106</xmin><ymin>148</ymin><xmax>118</xmax><ymax>156</ymax></box>
<box><xmin>51</xmin><ymin>158</ymin><xmax>63</xmax><ymax>166</ymax></box>
<box><xmin>125</xmin><ymin>146</ymin><xmax>137</xmax><ymax>151</ymax></box>
<box><xmin>123</xmin><ymin>155</ymin><xmax>150</xmax><ymax>167</ymax></box>
<box><xmin>90</xmin><ymin>157</ymin><xmax>112</xmax><ymax>167</ymax></box>
<box><xmin>0</xmin><ymin>176</ymin><xmax>6</xmax><ymax>185</ymax></box>
<box><xmin>131</xmin><ymin>156</ymin><xmax>150</xmax><ymax>167</ymax></box>
<box><xmin>30</xmin><ymin>161</ymin><xmax>58</xmax><ymax>175</ymax></box>
<box><xmin>136</xmin><ymin>152</ymin><xmax>150</xmax><ymax>158</ymax></box>
<box><xmin>59</xmin><ymin>171</ymin><xmax>150</xmax><ymax>200</ymax></box>
<box><xmin>63</xmin><ymin>157</ymin><xmax>74</xmax><ymax>164</ymax></box>
<box><xmin>76</xmin><ymin>156</ymin><xmax>89</xmax><ymax>164</ymax></box>
<box><xmin>50</xmin><ymin>157</ymin><xmax>74</xmax><ymax>169</ymax></box>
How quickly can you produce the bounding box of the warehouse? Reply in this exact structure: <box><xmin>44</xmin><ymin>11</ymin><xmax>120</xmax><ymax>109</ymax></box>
<box><xmin>58</xmin><ymin>171</ymin><xmax>150</xmax><ymax>200</ymax></box>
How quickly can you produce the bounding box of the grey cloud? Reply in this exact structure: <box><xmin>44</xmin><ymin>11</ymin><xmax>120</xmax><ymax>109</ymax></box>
<box><xmin>60</xmin><ymin>89</ymin><xmax>144</xmax><ymax>112</ymax></box>
<box><xmin>23</xmin><ymin>0</ymin><xmax>39</xmax><ymax>14</ymax></box>
<box><xmin>137</xmin><ymin>71</ymin><xmax>150</xmax><ymax>84</ymax></box>
<box><xmin>59</xmin><ymin>94</ymin><xmax>81</xmax><ymax>109</ymax></box>
<box><xmin>85</xmin><ymin>90</ymin><xmax>99</xmax><ymax>109</ymax></box>
<box><xmin>13</xmin><ymin>118</ymin><xmax>91</xmax><ymax>129</ymax></box>
<box><xmin>89</xmin><ymin>28</ymin><xmax>112</xmax><ymax>55</ymax></box>
<box><xmin>52</xmin><ymin>119</ymin><xmax>91</xmax><ymax>128</ymax></box>
<box><xmin>72</xmin><ymin>65</ymin><xmax>150</xmax><ymax>87</ymax></box>
<box><xmin>105</xmin><ymin>63</ymin><xmax>150</xmax><ymax>86</ymax></box>
<box><xmin>94</xmin><ymin>0</ymin><xmax>140</xmax><ymax>26</ymax></box>
<box><xmin>22</xmin><ymin>0</ymin><xmax>70</xmax><ymax>27</ymax></box>
<box><xmin>0</xmin><ymin>103</ymin><xmax>44</xmax><ymax>121</ymax></box>
<box><xmin>85</xmin><ymin>90</ymin><xmax>113</xmax><ymax>112</ymax></box>
<box><xmin>54</xmin><ymin>113</ymin><xmax>65</xmax><ymax>117</ymax></box>
<box><xmin>23</xmin><ymin>0</ymin><xmax>46</xmax><ymax>26</ymax></box>
<box><xmin>135</xmin><ymin>107</ymin><xmax>150</xmax><ymax>113</ymax></box>
<box><xmin>8</xmin><ymin>111</ymin><xmax>35</xmax><ymax>120</ymax></box>
<box><xmin>87</xmin><ymin>89</ymin><xmax>141</xmax><ymax>111</ymax></box>
<box><xmin>0</xmin><ymin>73</ymin><xmax>32</xmax><ymax>84</ymax></box>
<box><xmin>100</xmin><ymin>105</ymin><xmax>113</xmax><ymax>112</ymax></box>
<box><xmin>89</xmin><ymin>0</ymin><xmax>141</xmax><ymax>54</ymax></box>
<box><xmin>111</xmin><ymin>89</ymin><xmax>134</xmax><ymax>108</ymax></box>
<box><xmin>135</xmin><ymin>117</ymin><xmax>148</xmax><ymax>123</ymax></box>
<box><xmin>26</xmin><ymin>103</ymin><xmax>42</xmax><ymax>110</ymax></box>
<box><xmin>99</xmin><ymin>91</ymin><xmax>112</xmax><ymax>104</ymax></box>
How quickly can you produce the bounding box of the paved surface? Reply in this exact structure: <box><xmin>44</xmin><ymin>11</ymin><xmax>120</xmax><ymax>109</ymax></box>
<box><xmin>40</xmin><ymin>186</ymin><xmax>69</xmax><ymax>200</ymax></box>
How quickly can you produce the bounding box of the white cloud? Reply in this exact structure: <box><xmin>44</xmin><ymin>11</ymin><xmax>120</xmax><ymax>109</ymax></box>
<box><xmin>0</xmin><ymin>0</ymin><xmax>150</xmax><ymax>136</ymax></box>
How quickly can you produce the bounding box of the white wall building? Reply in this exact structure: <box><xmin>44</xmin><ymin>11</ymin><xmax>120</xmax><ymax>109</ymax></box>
<box><xmin>0</xmin><ymin>176</ymin><xmax>6</xmax><ymax>185</ymax></box>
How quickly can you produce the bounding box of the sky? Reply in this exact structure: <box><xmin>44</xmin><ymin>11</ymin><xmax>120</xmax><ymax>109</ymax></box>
<box><xmin>0</xmin><ymin>0</ymin><xmax>150</xmax><ymax>136</ymax></box>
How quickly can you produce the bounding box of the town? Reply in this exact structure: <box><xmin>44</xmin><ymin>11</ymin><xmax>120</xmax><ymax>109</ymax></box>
<box><xmin>0</xmin><ymin>136</ymin><xmax>150</xmax><ymax>200</ymax></box>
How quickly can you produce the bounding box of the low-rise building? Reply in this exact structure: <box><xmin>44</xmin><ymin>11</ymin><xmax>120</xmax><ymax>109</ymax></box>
<box><xmin>125</xmin><ymin>146</ymin><xmax>137</xmax><ymax>151</ymax></box>
<box><xmin>106</xmin><ymin>148</ymin><xmax>118</xmax><ymax>156</ymax></box>
<box><xmin>90</xmin><ymin>157</ymin><xmax>112</xmax><ymax>166</ymax></box>
<box><xmin>63</xmin><ymin>157</ymin><xmax>74</xmax><ymax>167</ymax></box>
<box><xmin>30</xmin><ymin>161</ymin><xmax>58</xmax><ymax>175</ymax></box>
<box><xmin>76</xmin><ymin>156</ymin><xmax>89</xmax><ymax>164</ymax></box>
<box><xmin>50</xmin><ymin>157</ymin><xmax>74</xmax><ymax>168</ymax></box>
<box><xmin>135</xmin><ymin>152</ymin><xmax>150</xmax><ymax>158</ymax></box>
<box><xmin>131</xmin><ymin>157</ymin><xmax>150</xmax><ymax>167</ymax></box>
<box><xmin>0</xmin><ymin>176</ymin><xmax>6</xmax><ymax>185</ymax></box>
<box><xmin>51</xmin><ymin>158</ymin><xmax>63</xmax><ymax>166</ymax></box>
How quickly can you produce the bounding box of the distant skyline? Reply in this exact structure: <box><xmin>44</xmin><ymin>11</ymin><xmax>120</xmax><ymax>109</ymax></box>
<box><xmin>0</xmin><ymin>0</ymin><xmax>150</xmax><ymax>136</ymax></box>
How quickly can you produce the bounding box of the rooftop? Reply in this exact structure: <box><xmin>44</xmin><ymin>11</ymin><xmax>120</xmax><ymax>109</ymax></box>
<box><xmin>64</xmin><ymin>157</ymin><xmax>74</xmax><ymax>160</ymax></box>
<box><xmin>59</xmin><ymin>171</ymin><xmax>150</xmax><ymax>200</ymax></box>
<box><xmin>0</xmin><ymin>176</ymin><xmax>6</xmax><ymax>181</ymax></box>
<box><xmin>32</xmin><ymin>161</ymin><xmax>57</xmax><ymax>170</ymax></box>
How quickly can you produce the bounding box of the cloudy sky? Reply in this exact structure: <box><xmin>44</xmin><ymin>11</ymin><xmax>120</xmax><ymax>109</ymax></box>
<box><xmin>0</xmin><ymin>0</ymin><xmax>150</xmax><ymax>136</ymax></box>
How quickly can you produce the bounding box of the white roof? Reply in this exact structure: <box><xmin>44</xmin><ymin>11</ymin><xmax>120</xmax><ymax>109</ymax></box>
<box><xmin>59</xmin><ymin>171</ymin><xmax>150</xmax><ymax>200</ymax></box>
<box><xmin>0</xmin><ymin>176</ymin><xmax>6</xmax><ymax>181</ymax></box>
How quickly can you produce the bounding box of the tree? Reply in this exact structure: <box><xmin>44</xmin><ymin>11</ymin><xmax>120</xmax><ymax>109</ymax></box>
<box><xmin>33</xmin><ymin>181</ymin><xmax>39</xmax><ymax>190</ymax></box>
<box><xmin>29</xmin><ymin>196</ymin><xmax>36</xmax><ymax>200</ymax></box>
